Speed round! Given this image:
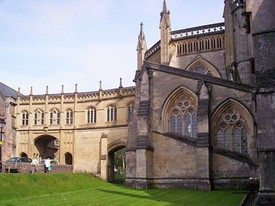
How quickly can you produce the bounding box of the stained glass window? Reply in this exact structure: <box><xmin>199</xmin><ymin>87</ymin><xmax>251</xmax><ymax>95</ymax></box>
<box><xmin>233</xmin><ymin>128</ymin><xmax>240</xmax><ymax>152</ymax></box>
<box><xmin>177</xmin><ymin>115</ymin><xmax>183</xmax><ymax>135</ymax></box>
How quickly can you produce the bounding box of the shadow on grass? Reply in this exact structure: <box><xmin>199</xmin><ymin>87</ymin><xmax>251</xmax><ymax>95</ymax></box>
<box><xmin>97</xmin><ymin>186</ymin><xmax>246</xmax><ymax>206</ymax></box>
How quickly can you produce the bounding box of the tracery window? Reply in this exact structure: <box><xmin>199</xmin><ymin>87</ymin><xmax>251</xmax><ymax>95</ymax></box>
<box><xmin>169</xmin><ymin>97</ymin><xmax>197</xmax><ymax>138</ymax></box>
<box><xmin>107</xmin><ymin>105</ymin><xmax>117</xmax><ymax>122</ymax></box>
<box><xmin>87</xmin><ymin>107</ymin><xmax>96</xmax><ymax>123</ymax></box>
<box><xmin>22</xmin><ymin>110</ymin><xmax>29</xmax><ymax>126</ymax></box>
<box><xmin>127</xmin><ymin>102</ymin><xmax>134</xmax><ymax>121</ymax></box>
<box><xmin>194</xmin><ymin>66</ymin><xmax>212</xmax><ymax>76</ymax></box>
<box><xmin>215</xmin><ymin>109</ymin><xmax>248</xmax><ymax>153</ymax></box>
<box><xmin>34</xmin><ymin>109</ymin><xmax>44</xmax><ymax>126</ymax></box>
<box><xmin>50</xmin><ymin>109</ymin><xmax>60</xmax><ymax>125</ymax></box>
<box><xmin>66</xmin><ymin>109</ymin><xmax>73</xmax><ymax>125</ymax></box>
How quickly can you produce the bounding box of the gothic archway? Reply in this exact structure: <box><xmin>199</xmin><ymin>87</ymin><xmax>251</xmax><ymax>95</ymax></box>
<box><xmin>107</xmin><ymin>138</ymin><xmax>127</xmax><ymax>183</ymax></box>
<box><xmin>34</xmin><ymin>135</ymin><xmax>59</xmax><ymax>160</ymax></box>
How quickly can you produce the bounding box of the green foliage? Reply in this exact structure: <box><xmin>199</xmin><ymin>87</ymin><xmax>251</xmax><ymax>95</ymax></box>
<box><xmin>114</xmin><ymin>147</ymin><xmax>126</xmax><ymax>173</ymax></box>
<box><xmin>0</xmin><ymin>174</ymin><xmax>246</xmax><ymax>206</ymax></box>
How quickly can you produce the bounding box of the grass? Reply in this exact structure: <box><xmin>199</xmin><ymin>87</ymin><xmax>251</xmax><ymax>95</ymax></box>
<box><xmin>0</xmin><ymin>173</ymin><xmax>246</xmax><ymax>206</ymax></box>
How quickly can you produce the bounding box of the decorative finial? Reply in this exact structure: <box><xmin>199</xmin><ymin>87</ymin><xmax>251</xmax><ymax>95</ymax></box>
<box><xmin>99</xmin><ymin>80</ymin><xmax>102</xmax><ymax>90</ymax></box>
<box><xmin>61</xmin><ymin>85</ymin><xmax>64</xmax><ymax>94</ymax></box>
<box><xmin>17</xmin><ymin>87</ymin><xmax>21</xmax><ymax>97</ymax></box>
<box><xmin>119</xmin><ymin>78</ymin><xmax>123</xmax><ymax>88</ymax></box>
<box><xmin>30</xmin><ymin>86</ymin><xmax>33</xmax><ymax>95</ymax></box>
<box><xmin>75</xmin><ymin>84</ymin><xmax>78</xmax><ymax>93</ymax></box>
<box><xmin>46</xmin><ymin>86</ymin><xmax>48</xmax><ymax>95</ymax></box>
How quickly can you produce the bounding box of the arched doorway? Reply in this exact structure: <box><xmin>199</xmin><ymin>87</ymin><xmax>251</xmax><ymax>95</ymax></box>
<box><xmin>108</xmin><ymin>146</ymin><xmax>126</xmax><ymax>184</ymax></box>
<box><xmin>34</xmin><ymin>135</ymin><xmax>59</xmax><ymax>160</ymax></box>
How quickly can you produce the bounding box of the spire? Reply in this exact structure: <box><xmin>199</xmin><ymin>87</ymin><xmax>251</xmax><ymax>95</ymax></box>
<box><xmin>137</xmin><ymin>22</ymin><xmax>147</xmax><ymax>70</ymax></box>
<box><xmin>136</xmin><ymin>22</ymin><xmax>147</xmax><ymax>52</ymax></box>
<box><xmin>160</xmin><ymin>0</ymin><xmax>171</xmax><ymax>30</ymax></box>
<box><xmin>159</xmin><ymin>0</ymin><xmax>171</xmax><ymax>65</ymax></box>
<box><xmin>162</xmin><ymin>0</ymin><xmax>168</xmax><ymax>14</ymax></box>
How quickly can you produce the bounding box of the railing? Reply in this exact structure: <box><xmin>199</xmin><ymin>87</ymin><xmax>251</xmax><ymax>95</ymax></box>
<box><xmin>145</xmin><ymin>23</ymin><xmax>225</xmax><ymax>58</ymax></box>
<box><xmin>171</xmin><ymin>22</ymin><xmax>225</xmax><ymax>40</ymax></box>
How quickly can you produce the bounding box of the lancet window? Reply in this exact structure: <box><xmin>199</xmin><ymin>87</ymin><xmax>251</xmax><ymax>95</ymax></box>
<box><xmin>66</xmin><ymin>109</ymin><xmax>73</xmax><ymax>125</ymax></box>
<box><xmin>50</xmin><ymin>109</ymin><xmax>60</xmax><ymax>125</ymax></box>
<box><xmin>22</xmin><ymin>110</ymin><xmax>29</xmax><ymax>126</ymax></box>
<box><xmin>87</xmin><ymin>107</ymin><xmax>96</xmax><ymax>124</ymax></box>
<box><xmin>107</xmin><ymin>105</ymin><xmax>117</xmax><ymax>122</ymax></box>
<box><xmin>34</xmin><ymin>109</ymin><xmax>44</xmax><ymax>126</ymax></box>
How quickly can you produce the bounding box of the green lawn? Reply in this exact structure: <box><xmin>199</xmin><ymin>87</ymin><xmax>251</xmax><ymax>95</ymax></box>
<box><xmin>0</xmin><ymin>174</ymin><xmax>246</xmax><ymax>206</ymax></box>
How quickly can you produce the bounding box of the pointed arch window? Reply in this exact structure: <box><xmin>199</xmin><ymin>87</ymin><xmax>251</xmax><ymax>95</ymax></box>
<box><xmin>214</xmin><ymin>109</ymin><xmax>248</xmax><ymax>153</ymax></box>
<box><xmin>107</xmin><ymin>105</ymin><xmax>117</xmax><ymax>122</ymax></box>
<box><xmin>34</xmin><ymin>109</ymin><xmax>44</xmax><ymax>126</ymax></box>
<box><xmin>87</xmin><ymin>107</ymin><xmax>96</xmax><ymax>124</ymax></box>
<box><xmin>50</xmin><ymin>109</ymin><xmax>60</xmax><ymax>125</ymax></box>
<box><xmin>22</xmin><ymin>110</ymin><xmax>29</xmax><ymax>126</ymax></box>
<box><xmin>66</xmin><ymin>109</ymin><xmax>73</xmax><ymax>125</ymax></box>
<box><xmin>168</xmin><ymin>97</ymin><xmax>197</xmax><ymax>138</ymax></box>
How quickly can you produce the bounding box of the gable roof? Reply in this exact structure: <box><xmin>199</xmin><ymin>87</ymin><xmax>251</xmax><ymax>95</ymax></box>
<box><xmin>0</xmin><ymin>82</ymin><xmax>18</xmax><ymax>99</ymax></box>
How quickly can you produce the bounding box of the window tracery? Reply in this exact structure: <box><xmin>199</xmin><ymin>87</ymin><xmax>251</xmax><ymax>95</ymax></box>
<box><xmin>215</xmin><ymin>109</ymin><xmax>247</xmax><ymax>153</ymax></box>
<box><xmin>169</xmin><ymin>97</ymin><xmax>197</xmax><ymax>138</ymax></box>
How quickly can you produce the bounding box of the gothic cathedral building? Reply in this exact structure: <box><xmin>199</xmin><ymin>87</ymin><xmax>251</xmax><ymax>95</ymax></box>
<box><xmin>0</xmin><ymin>0</ymin><xmax>274</xmax><ymax>204</ymax></box>
<box><xmin>125</xmin><ymin>0</ymin><xmax>275</xmax><ymax>204</ymax></box>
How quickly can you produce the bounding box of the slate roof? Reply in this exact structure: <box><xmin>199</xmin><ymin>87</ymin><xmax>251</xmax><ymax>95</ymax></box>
<box><xmin>0</xmin><ymin>82</ymin><xmax>18</xmax><ymax>99</ymax></box>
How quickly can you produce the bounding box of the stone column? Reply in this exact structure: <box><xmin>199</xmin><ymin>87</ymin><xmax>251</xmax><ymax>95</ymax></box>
<box><xmin>196</xmin><ymin>81</ymin><xmax>211</xmax><ymax>190</ymax></box>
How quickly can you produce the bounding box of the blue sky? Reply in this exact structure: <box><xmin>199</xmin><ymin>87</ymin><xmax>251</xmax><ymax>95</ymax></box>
<box><xmin>0</xmin><ymin>0</ymin><xmax>224</xmax><ymax>94</ymax></box>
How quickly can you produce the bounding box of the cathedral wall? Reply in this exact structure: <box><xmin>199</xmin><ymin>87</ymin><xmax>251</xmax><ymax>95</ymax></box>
<box><xmin>152</xmin><ymin>133</ymin><xmax>197</xmax><ymax>178</ymax></box>
<box><xmin>176</xmin><ymin>50</ymin><xmax>225</xmax><ymax>77</ymax></box>
<box><xmin>150</xmin><ymin>71</ymin><xmax>198</xmax><ymax>133</ymax></box>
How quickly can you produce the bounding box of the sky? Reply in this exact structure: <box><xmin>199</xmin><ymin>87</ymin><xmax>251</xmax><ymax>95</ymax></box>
<box><xmin>0</xmin><ymin>0</ymin><xmax>224</xmax><ymax>95</ymax></box>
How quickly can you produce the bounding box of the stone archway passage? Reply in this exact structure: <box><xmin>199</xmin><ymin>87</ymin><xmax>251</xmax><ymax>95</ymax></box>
<box><xmin>34</xmin><ymin>135</ymin><xmax>59</xmax><ymax>160</ymax></box>
<box><xmin>108</xmin><ymin>146</ymin><xmax>126</xmax><ymax>184</ymax></box>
